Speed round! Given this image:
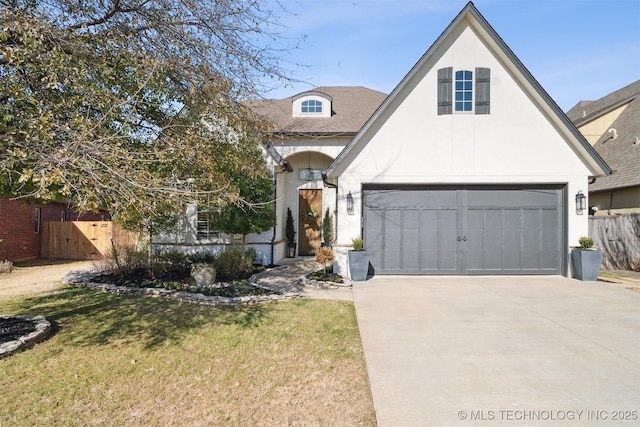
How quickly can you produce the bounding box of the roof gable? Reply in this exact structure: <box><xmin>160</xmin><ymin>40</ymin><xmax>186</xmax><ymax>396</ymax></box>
<box><xmin>326</xmin><ymin>1</ymin><xmax>611</xmax><ymax>178</ymax></box>
<box><xmin>577</xmin><ymin>81</ymin><xmax>640</xmax><ymax>192</ymax></box>
<box><xmin>567</xmin><ymin>80</ymin><xmax>640</xmax><ymax>126</ymax></box>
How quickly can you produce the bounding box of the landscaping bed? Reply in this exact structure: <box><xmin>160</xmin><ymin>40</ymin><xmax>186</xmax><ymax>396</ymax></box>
<box><xmin>0</xmin><ymin>316</ymin><xmax>37</xmax><ymax>343</ymax></box>
<box><xmin>90</xmin><ymin>265</ymin><xmax>278</xmax><ymax>298</ymax></box>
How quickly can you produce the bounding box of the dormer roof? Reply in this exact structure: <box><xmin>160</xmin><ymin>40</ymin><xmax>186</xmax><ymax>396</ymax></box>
<box><xmin>250</xmin><ymin>86</ymin><xmax>387</xmax><ymax>136</ymax></box>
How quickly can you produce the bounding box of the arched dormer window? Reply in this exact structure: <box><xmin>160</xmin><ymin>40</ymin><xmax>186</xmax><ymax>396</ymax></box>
<box><xmin>292</xmin><ymin>91</ymin><xmax>332</xmax><ymax>118</ymax></box>
<box><xmin>301</xmin><ymin>99</ymin><xmax>323</xmax><ymax>113</ymax></box>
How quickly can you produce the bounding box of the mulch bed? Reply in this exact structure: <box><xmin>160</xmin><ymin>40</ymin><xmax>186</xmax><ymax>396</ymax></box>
<box><xmin>0</xmin><ymin>317</ymin><xmax>37</xmax><ymax>345</ymax></box>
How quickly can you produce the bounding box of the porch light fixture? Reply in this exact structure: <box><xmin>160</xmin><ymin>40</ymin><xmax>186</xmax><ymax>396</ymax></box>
<box><xmin>303</xmin><ymin>167</ymin><xmax>314</xmax><ymax>181</ymax></box>
<box><xmin>575</xmin><ymin>190</ymin><xmax>586</xmax><ymax>215</ymax></box>
<box><xmin>346</xmin><ymin>191</ymin><xmax>354</xmax><ymax>215</ymax></box>
<box><xmin>303</xmin><ymin>151</ymin><xmax>314</xmax><ymax>181</ymax></box>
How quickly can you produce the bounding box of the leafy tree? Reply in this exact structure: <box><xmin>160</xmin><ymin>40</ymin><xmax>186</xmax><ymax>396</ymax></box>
<box><xmin>0</xmin><ymin>0</ymin><xmax>295</xmax><ymax>230</ymax></box>
<box><xmin>209</xmin><ymin>156</ymin><xmax>276</xmax><ymax>251</ymax></box>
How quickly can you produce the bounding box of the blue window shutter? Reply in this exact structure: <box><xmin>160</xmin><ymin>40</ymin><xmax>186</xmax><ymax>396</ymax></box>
<box><xmin>437</xmin><ymin>67</ymin><xmax>453</xmax><ymax>115</ymax></box>
<box><xmin>475</xmin><ymin>67</ymin><xmax>490</xmax><ymax>115</ymax></box>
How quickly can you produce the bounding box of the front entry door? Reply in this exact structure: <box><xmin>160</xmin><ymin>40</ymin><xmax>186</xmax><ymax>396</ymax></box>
<box><xmin>298</xmin><ymin>189</ymin><xmax>322</xmax><ymax>256</ymax></box>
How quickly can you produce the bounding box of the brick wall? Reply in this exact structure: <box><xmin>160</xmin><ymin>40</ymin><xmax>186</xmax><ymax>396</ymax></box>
<box><xmin>0</xmin><ymin>198</ymin><xmax>110</xmax><ymax>262</ymax></box>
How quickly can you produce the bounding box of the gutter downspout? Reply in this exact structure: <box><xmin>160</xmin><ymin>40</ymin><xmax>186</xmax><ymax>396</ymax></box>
<box><xmin>271</xmin><ymin>160</ymin><xmax>292</xmax><ymax>265</ymax></box>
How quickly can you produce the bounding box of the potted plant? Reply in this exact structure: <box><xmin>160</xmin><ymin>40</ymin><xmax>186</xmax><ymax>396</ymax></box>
<box><xmin>321</xmin><ymin>208</ymin><xmax>333</xmax><ymax>248</ymax></box>
<box><xmin>571</xmin><ymin>236</ymin><xmax>602</xmax><ymax>281</ymax></box>
<box><xmin>285</xmin><ymin>207</ymin><xmax>296</xmax><ymax>258</ymax></box>
<box><xmin>348</xmin><ymin>237</ymin><xmax>369</xmax><ymax>281</ymax></box>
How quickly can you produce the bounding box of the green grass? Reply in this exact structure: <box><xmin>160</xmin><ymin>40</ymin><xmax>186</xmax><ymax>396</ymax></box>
<box><xmin>0</xmin><ymin>287</ymin><xmax>376</xmax><ymax>426</ymax></box>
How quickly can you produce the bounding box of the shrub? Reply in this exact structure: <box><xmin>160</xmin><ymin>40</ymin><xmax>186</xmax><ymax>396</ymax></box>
<box><xmin>578</xmin><ymin>236</ymin><xmax>594</xmax><ymax>249</ymax></box>
<box><xmin>352</xmin><ymin>237</ymin><xmax>364</xmax><ymax>251</ymax></box>
<box><xmin>0</xmin><ymin>260</ymin><xmax>13</xmax><ymax>274</ymax></box>
<box><xmin>316</xmin><ymin>247</ymin><xmax>335</xmax><ymax>273</ymax></box>
<box><xmin>632</xmin><ymin>257</ymin><xmax>640</xmax><ymax>272</ymax></box>
<box><xmin>218</xmin><ymin>245</ymin><xmax>256</xmax><ymax>280</ymax></box>
<box><xmin>150</xmin><ymin>251</ymin><xmax>192</xmax><ymax>280</ymax></box>
<box><xmin>285</xmin><ymin>207</ymin><xmax>296</xmax><ymax>244</ymax></box>
<box><xmin>96</xmin><ymin>246</ymin><xmax>148</xmax><ymax>276</ymax></box>
<box><xmin>322</xmin><ymin>208</ymin><xmax>333</xmax><ymax>244</ymax></box>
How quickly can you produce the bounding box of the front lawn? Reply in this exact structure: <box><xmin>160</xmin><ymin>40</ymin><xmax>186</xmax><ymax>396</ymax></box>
<box><xmin>0</xmin><ymin>288</ymin><xmax>376</xmax><ymax>426</ymax></box>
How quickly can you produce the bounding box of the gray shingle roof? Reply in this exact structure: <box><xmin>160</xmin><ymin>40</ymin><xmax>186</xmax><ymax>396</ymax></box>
<box><xmin>567</xmin><ymin>80</ymin><xmax>640</xmax><ymax>192</ymax></box>
<box><xmin>249</xmin><ymin>86</ymin><xmax>387</xmax><ymax>135</ymax></box>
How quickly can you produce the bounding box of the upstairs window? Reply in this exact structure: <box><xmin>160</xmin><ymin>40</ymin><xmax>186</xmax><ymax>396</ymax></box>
<box><xmin>455</xmin><ymin>70</ymin><xmax>473</xmax><ymax>112</ymax></box>
<box><xmin>301</xmin><ymin>99</ymin><xmax>323</xmax><ymax>113</ymax></box>
<box><xmin>438</xmin><ymin>67</ymin><xmax>490</xmax><ymax>115</ymax></box>
<box><xmin>292</xmin><ymin>92</ymin><xmax>332</xmax><ymax>117</ymax></box>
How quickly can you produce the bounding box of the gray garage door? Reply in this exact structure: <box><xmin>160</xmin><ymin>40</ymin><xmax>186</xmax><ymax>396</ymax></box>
<box><xmin>363</xmin><ymin>185</ymin><xmax>566</xmax><ymax>275</ymax></box>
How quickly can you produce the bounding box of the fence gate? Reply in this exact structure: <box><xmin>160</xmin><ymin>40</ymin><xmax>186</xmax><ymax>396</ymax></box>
<box><xmin>589</xmin><ymin>214</ymin><xmax>640</xmax><ymax>270</ymax></box>
<box><xmin>41</xmin><ymin>221</ymin><xmax>137</xmax><ymax>260</ymax></box>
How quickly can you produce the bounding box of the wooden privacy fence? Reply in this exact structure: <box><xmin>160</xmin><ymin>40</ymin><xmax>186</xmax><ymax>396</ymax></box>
<box><xmin>41</xmin><ymin>221</ymin><xmax>138</xmax><ymax>260</ymax></box>
<box><xmin>589</xmin><ymin>214</ymin><xmax>640</xmax><ymax>270</ymax></box>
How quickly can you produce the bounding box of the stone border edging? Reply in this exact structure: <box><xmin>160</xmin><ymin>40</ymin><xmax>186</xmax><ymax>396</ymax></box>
<box><xmin>63</xmin><ymin>271</ymin><xmax>302</xmax><ymax>305</ymax></box>
<box><xmin>0</xmin><ymin>315</ymin><xmax>53</xmax><ymax>359</ymax></box>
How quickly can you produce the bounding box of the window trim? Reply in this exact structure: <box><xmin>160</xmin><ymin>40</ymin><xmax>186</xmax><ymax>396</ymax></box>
<box><xmin>301</xmin><ymin>99</ymin><xmax>323</xmax><ymax>114</ymax></box>
<box><xmin>454</xmin><ymin>70</ymin><xmax>473</xmax><ymax>112</ymax></box>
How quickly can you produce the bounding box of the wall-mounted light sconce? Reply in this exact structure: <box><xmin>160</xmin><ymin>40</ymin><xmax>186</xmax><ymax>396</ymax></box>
<box><xmin>575</xmin><ymin>190</ymin><xmax>586</xmax><ymax>215</ymax></box>
<box><xmin>346</xmin><ymin>191</ymin><xmax>354</xmax><ymax>215</ymax></box>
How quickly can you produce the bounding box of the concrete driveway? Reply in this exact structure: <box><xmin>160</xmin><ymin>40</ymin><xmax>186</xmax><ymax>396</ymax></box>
<box><xmin>353</xmin><ymin>276</ymin><xmax>640</xmax><ymax>426</ymax></box>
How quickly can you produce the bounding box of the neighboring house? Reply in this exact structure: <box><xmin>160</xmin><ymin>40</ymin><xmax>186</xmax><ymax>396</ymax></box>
<box><xmin>566</xmin><ymin>80</ymin><xmax>640</xmax><ymax>215</ymax></box>
<box><xmin>0</xmin><ymin>198</ymin><xmax>109</xmax><ymax>262</ymax></box>
<box><xmin>158</xmin><ymin>2</ymin><xmax>610</xmax><ymax>278</ymax></box>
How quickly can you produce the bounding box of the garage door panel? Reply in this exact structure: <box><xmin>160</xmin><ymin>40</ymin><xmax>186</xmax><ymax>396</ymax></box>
<box><xmin>420</xmin><ymin>210</ymin><xmax>439</xmax><ymax>270</ymax></box>
<box><xmin>363</xmin><ymin>186</ymin><xmax>564</xmax><ymax>275</ymax></box>
<box><xmin>364</xmin><ymin>209</ymin><xmax>384</xmax><ymax>273</ymax></box>
<box><xmin>437</xmin><ymin>209</ymin><xmax>458</xmax><ymax>272</ymax></box>
<box><xmin>383</xmin><ymin>210</ymin><xmax>402</xmax><ymax>271</ymax></box>
<box><xmin>540</xmin><ymin>209</ymin><xmax>561</xmax><ymax>270</ymax></box>
<box><xmin>467</xmin><ymin>188</ymin><xmax>560</xmax><ymax>208</ymax></box>
<box><xmin>403</xmin><ymin>210</ymin><xmax>421</xmax><ymax>270</ymax></box>
<box><xmin>464</xmin><ymin>209</ymin><xmax>486</xmax><ymax>272</ymax></box>
<box><xmin>501</xmin><ymin>210</ymin><xmax>522</xmax><ymax>270</ymax></box>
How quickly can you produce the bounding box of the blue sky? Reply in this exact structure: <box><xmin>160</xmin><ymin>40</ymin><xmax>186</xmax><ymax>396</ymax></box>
<box><xmin>263</xmin><ymin>0</ymin><xmax>640</xmax><ymax>111</ymax></box>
